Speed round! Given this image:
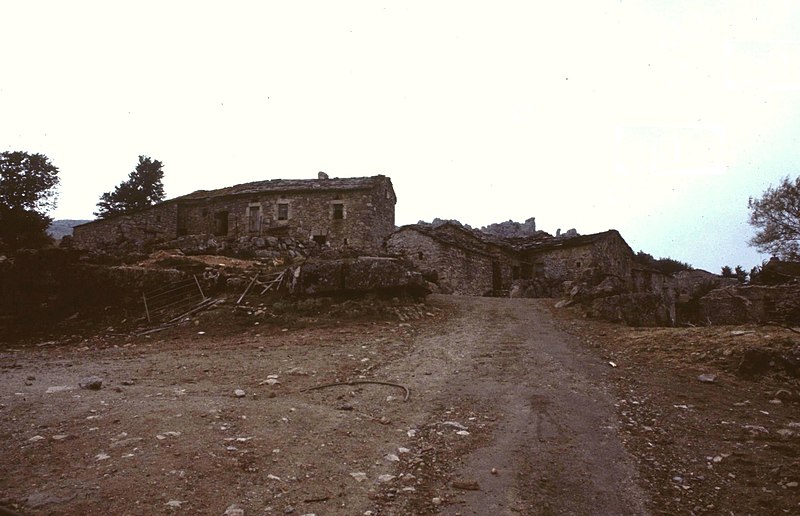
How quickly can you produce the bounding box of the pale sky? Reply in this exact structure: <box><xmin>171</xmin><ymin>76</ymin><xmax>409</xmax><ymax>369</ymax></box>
<box><xmin>2</xmin><ymin>1</ymin><xmax>799</xmax><ymax>272</ymax></box>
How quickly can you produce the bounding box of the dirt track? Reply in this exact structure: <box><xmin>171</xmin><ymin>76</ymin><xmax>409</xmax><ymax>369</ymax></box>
<box><xmin>2</xmin><ymin>294</ymin><xmax>799</xmax><ymax>515</ymax></box>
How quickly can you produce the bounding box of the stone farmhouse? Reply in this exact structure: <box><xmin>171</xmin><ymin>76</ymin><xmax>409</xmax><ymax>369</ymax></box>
<box><xmin>388</xmin><ymin>223</ymin><xmax>634</xmax><ymax>295</ymax></box>
<box><xmin>73</xmin><ymin>173</ymin><xmax>396</xmax><ymax>251</ymax></box>
<box><xmin>387</xmin><ymin>222</ymin><xmax>677</xmax><ymax>324</ymax></box>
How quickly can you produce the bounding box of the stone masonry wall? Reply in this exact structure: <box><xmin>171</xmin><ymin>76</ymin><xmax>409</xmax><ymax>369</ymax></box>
<box><xmin>525</xmin><ymin>233</ymin><xmax>632</xmax><ymax>286</ymax></box>
<box><xmin>72</xmin><ymin>203</ymin><xmax>179</xmax><ymax>251</ymax></box>
<box><xmin>178</xmin><ymin>186</ymin><xmax>390</xmax><ymax>249</ymax></box>
<box><xmin>386</xmin><ymin>229</ymin><xmax>494</xmax><ymax>295</ymax></box>
<box><xmin>73</xmin><ymin>178</ymin><xmax>395</xmax><ymax>253</ymax></box>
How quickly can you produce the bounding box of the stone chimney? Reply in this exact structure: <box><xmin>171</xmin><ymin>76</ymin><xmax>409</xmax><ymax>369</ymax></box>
<box><xmin>318</xmin><ymin>171</ymin><xmax>329</xmax><ymax>180</ymax></box>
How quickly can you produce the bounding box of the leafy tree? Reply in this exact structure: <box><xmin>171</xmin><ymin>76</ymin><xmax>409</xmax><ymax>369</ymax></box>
<box><xmin>721</xmin><ymin>265</ymin><xmax>733</xmax><ymax>277</ymax></box>
<box><xmin>95</xmin><ymin>156</ymin><xmax>165</xmax><ymax>218</ymax></box>
<box><xmin>0</xmin><ymin>151</ymin><xmax>60</xmax><ymax>250</ymax></box>
<box><xmin>748</xmin><ymin>176</ymin><xmax>800</xmax><ymax>260</ymax></box>
<box><xmin>633</xmin><ymin>251</ymin><xmax>692</xmax><ymax>275</ymax></box>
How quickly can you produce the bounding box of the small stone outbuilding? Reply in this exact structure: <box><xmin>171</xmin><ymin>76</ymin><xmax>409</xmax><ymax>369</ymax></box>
<box><xmin>73</xmin><ymin>173</ymin><xmax>396</xmax><ymax>252</ymax></box>
<box><xmin>386</xmin><ymin>222</ymin><xmax>510</xmax><ymax>296</ymax></box>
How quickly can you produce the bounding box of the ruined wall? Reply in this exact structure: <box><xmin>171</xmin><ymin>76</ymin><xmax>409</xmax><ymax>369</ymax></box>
<box><xmin>72</xmin><ymin>203</ymin><xmax>179</xmax><ymax>251</ymax></box>
<box><xmin>386</xmin><ymin>229</ymin><xmax>495</xmax><ymax>295</ymax></box>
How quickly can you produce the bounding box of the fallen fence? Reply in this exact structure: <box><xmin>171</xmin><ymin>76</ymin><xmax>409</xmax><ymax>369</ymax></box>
<box><xmin>142</xmin><ymin>275</ymin><xmax>207</xmax><ymax>323</ymax></box>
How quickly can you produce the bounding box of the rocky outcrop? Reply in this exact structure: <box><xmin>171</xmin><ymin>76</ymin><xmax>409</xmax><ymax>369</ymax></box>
<box><xmin>480</xmin><ymin>218</ymin><xmax>537</xmax><ymax>238</ymax></box>
<box><xmin>585</xmin><ymin>292</ymin><xmax>675</xmax><ymax>327</ymax></box>
<box><xmin>699</xmin><ymin>284</ymin><xmax>800</xmax><ymax>325</ymax></box>
<box><xmin>295</xmin><ymin>257</ymin><xmax>430</xmax><ymax>297</ymax></box>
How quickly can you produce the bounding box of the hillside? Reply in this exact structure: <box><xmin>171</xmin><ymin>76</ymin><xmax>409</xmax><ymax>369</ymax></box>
<box><xmin>46</xmin><ymin>219</ymin><xmax>90</xmax><ymax>240</ymax></box>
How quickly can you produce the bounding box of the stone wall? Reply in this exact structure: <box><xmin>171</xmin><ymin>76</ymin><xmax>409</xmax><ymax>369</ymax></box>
<box><xmin>672</xmin><ymin>269</ymin><xmax>737</xmax><ymax>302</ymax></box>
<box><xmin>295</xmin><ymin>257</ymin><xmax>428</xmax><ymax>296</ymax></box>
<box><xmin>524</xmin><ymin>232</ymin><xmax>632</xmax><ymax>286</ymax></box>
<box><xmin>386</xmin><ymin>229</ymin><xmax>495</xmax><ymax>295</ymax></box>
<box><xmin>73</xmin><ymin>203</ymin><xmax>179</xmax><ymax>251</ymax></box>
<box><xmin>73</xmin><ymin>177</ymin><xmax>395</xmax><ymax>253</ymax></box>
<box><xmin>177</xmin><ymin>185</ymin><xmax>392</xmax><ymax>249</ymax></box>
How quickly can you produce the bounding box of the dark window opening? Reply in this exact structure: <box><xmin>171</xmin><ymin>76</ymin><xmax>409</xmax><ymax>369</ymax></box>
<box><xmin>214</xmin><ymin>211</ymin><xmax>229</xmax><ymax>236</ymax></box>
<box><xmin>492</xmin><ymin>260</ymin><xmax>502</xmax><ymax>292</ymax></box>
<box><xmin>418</xmin><ymin>252</ymin><xmax>424</xmax><ymax>260</ymax></box>
<box><xmin>177</xmin><ymin>225</ymin><xmax>188</xmax><ymax>236</ymax></box>
<box><xmin>332</xmin><ymin>203</ymin><xmax>344</xmax><ymax>220</ymax></box>
<box><xmin>248</xmin><ymin>206</ymin><xmax>260</xmax><ymax>232</ymax></box>
<box><xmin>277</xmin><ymin>203</ymin><xmax>289</xmax><ymax>221</ymax></box>
<box><xmin>313</xmin><ymin>235</ymin><xmax>327</xmax><ymax>245</ymax></box>
<box><xmin>343</xmin><ymin>238</ymin><xmax>349</xmax><ymax>246</ymax></box>
<box><xmin>576</xmin><ymin>261</ymin><xmax>582</xmax><ymax>268</ymax></box>
<box><xmin>521</xmin><ymin>264</ymin><xmax>533</xmax><ymax>280</ymax></box>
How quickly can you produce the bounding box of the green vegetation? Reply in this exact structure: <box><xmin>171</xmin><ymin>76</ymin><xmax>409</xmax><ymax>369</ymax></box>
<box><xmin>633</xmin><ymin>251</ymin><xmax>692</xmax><ymax>275</ymax></box>
<box><xmin>95</xmin><ymin>156</ymin><xmax>165</xmax><ymax>218</ymax></box>
<box><xmin>0</xmin><ymin>151</ymin><xmax>60</xmax><ymax>250</ymax></box>
<box><xmin>748</xmin><ymin>176</ymin><xmax>800</xmax><ymax>260</ymax></box>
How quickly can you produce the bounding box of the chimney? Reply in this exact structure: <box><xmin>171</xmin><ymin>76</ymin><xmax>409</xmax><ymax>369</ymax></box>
<box><xmin>318</xmin><ymin>171</ymin><xmax>329</xmax><ymax>180</ymax></box>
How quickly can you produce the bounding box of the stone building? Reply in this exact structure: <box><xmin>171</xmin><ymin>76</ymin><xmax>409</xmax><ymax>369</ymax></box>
<box><xmin>73</xmin><ymin>173</ymin><xmax>396</xmax><ymax>251</ymax></box>
<box><xmin>386</xmin><ymin>224</ymin><xmax>638</xmax><ymax>298</ymax></box>
<box><xmin>386</xmin><ymin>223</ymin><xmax>508</xmax><ymax>296</ymax></box>
<box><xmin>516</xmin><ymin>230</ymin><xmax>634</xmax><ymax>286</ymax></box>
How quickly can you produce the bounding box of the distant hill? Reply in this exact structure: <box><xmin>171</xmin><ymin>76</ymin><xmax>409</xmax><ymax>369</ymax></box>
<box><xmin>47</xmin><ymin>219</ymin><xmax>91</xmax><ymax>241</ymax></box>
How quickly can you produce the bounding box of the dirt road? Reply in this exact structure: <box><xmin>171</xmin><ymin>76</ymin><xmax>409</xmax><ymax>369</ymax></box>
<box><xmin>1</xmin><ymin>295</ymin><xmax>654</xmax><ymax>515</ymax></box>
<box><xmin>384</xmin><ymin>295</ymin><xmax>649</xmax><ymax>515</ymax></box>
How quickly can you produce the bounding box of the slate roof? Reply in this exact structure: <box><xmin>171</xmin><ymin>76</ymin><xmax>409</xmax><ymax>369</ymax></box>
<box><xmin>175</xmin><ymin>175</ymin><xmax>391</xmax><ymax>202</ymax></box>
<box><xmin>395</xmin><ymin>224</ymin><xmax>627</xmax><ymax>257</ymax></box>
<box><xmin>395</xmin><ymin>223</ymin><xmax>495</xmax><ymax>257</ymax></box>
<box><xmin>514</xmin><ymin>230</ymin><xmax>624</xmax><ymax>252</ymax></box>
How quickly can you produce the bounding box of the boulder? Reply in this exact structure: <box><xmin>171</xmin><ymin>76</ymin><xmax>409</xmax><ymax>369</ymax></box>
<box><xmin>586</xmin><ymin>292</ymin><xmax>674</xmax><ymax>326</ymax></box>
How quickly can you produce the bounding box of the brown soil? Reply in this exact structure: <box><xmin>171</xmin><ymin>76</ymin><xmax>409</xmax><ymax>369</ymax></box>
<box><xmin>1</xmin><ymin>296</ymin><xmax>798</xmax><ymax>515</ymax></box>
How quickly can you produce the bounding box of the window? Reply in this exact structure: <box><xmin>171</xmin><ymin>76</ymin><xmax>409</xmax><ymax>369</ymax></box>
<box><xmin>313</xmin><ymin>235</ymin><xmax>327</xmax><ymax>245</ymax></box>
<box><xmin>521</xmin><ymin>264</ymin><xmax>533</xmax><ymax>280</ymax></box>
<box><xmin>332</xmin><ymin>203</ymin><xmax>344</xmax><ymax>220</ymax></box>
<box><xmin>214</xmin><ymin>211</ymin><xmax>229</xmax><ymax>236</ymax></box>
<box><xmin>248</xmin><ymin>205</ymin><xmax>260</xmax><ymax>232</ymax></box>
<box><xmin>418</xmin><ymin>252</ymin><xmax>424</xmax><ymax>260</ymax></box>
<box><xmin>277</xmin><ymin>203</ymin><xmax>289</xmax><ymax>221</ymax></box>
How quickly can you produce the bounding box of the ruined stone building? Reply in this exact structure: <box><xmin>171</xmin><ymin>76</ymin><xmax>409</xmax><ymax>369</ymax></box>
<box><xmin>73</xmin><ymin>173</ymin><xmax>396</xmax><ymax>251</ymax></box>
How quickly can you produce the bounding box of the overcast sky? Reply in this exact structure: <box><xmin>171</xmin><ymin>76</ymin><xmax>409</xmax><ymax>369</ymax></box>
<box><xmin>2</xmin><ymin>1</ymin><xmax>799</xmax><ymax>272</ymax></box>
